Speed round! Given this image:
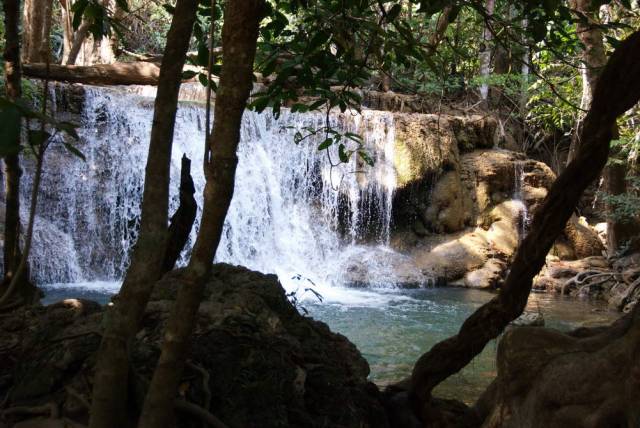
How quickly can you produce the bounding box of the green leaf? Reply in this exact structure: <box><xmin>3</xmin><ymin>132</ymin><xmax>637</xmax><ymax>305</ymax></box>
<box><xmin>71</xmin><ymin>0</ymin><xmax>88</xmax><ymax>30</ymax></box>
<box><xmin>308</xmin><ymin>99</ymin><xmax>326</xmax><ymax>111</ymax></box>
<box><xmin>359</xmin><ymin>150</ymin><xmax>374</xmax><ymax>166</ymax></box>
<box><xmin>63</xmin><ymin>142</ymin><xmax>87</xmax><ymax>161</ymax></box>
<box><xmin>182</xmin><ymin>70</ymin><xmax>198</xmax><ymax>80</ymax></box>
<box><xmin>338</xmin><ymin>144</ymin><xmax>349</xmax><ymax>163</ymax></box>
<box><xmin>198</xmin><ymin>73</ymin><xmax>209</xmax><ymax>87</ymax></box>
<box><xmin>318</xmin><ymin>138</ymin><xmax>333</xmax><ymax>150</ymax></box>
<box><xmin>28</xmin><ymin>130</ymin><xmax>51</xmax><ymax>146</ymax></box>
<box><xmin>249</xmin><ymin>96</ymin><xmax>270</xmax><ymax>113</ymax></box>
<box><xmin>56</xmin><ymin>121</ymin><xmax>80</xmax><ymax>140</ymax></box>
<box><xmin>196</xmin><ymin>43</ymin><xmax>209</xmax><ymax>67</ymax></box>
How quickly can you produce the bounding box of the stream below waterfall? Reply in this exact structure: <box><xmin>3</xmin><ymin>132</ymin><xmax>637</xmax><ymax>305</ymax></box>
<box><xmin>41</xmin><ymin>282</ymin><xmax>617</xmax><ymax>403</ymax></box>
<box><xmin>17</xmin><ymin>84</ymin><xmax>620</xmax><ymax>403</ymax></box>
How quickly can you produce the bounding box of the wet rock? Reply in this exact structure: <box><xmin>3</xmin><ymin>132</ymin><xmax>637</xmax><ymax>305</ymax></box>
<box><xmin>564</xmin><ymin>216</ymin><xmax>605</xmax><ymax>259</ymax></box>
<box><xmin>342</xmin><ymin>248</ymin><xmax>425</xmax><ymax>288</ymax></box>
<box><xmin>0</xmin><ymin>264</ymin><xmax>388</xmax><ymax>428</ymax></box>
<box><xmin>482</xmin><ymin>319</ymin><xmax>640</xmax><ymax>427</ymax></box>
<box><xmin>464</xmin><ymin>259</ymin><xmax>507</xmax><ymax>290</ymax></box>
<box><xmin>511</xmin><ymin>311</ymin><xmax>545</xmax><ymax>327</ymax></box>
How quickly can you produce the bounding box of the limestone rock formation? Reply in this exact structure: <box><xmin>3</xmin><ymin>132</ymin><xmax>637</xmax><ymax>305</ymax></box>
<box><xmin>0</xmin><ymin>264</ymin><xmax>387</xmax><ymax>428</ymax></box>
<box><xmin>478</xmin><ymin>312</ymin><xmax>640</xmax><ymax>428</ymax></box>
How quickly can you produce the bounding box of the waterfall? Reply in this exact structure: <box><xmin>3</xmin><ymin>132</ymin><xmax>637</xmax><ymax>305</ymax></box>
<box><xmin>513</xmin><ymin>161</ymin><xmax>529</xmax><ymax>240</ymax></box>
<box><xmin>15</xmin><ymin>85</ymin><xmax>404</xmax><ymax>295</ymax></box>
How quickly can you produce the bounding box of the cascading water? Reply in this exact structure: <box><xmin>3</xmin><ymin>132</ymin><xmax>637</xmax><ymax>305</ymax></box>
<box><xmin>17</xmin><ymin>85</ymin><xmax>408</xmax><ymax>300</ymax></box>
<box><xmin>513</xmin><ymin>161</ymin><xmax>529</xmax><ymax>240</ymax></box>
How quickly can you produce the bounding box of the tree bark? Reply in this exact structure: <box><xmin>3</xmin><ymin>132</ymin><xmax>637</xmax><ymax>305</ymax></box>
<box><xmin>138</xmin><ymin>2</ymin><xmax>264</xmax><ymax>426</ymax></box>
<box><xmin>479</xmin><ymin>0</ymin><xmax>495</xmax><ymax>104</ymax></box>
<box><xmin>22</xmin><ymin>62</ymin><xmax>164</xmax><ymax>85</ymax></box>
<box><xmin>21</xmin><ymin>0</ymin><xmax>54</xmax><ymax>63</ymax></box>
<box><xmin>407</xmin><ymin>29</ymin><xmax>640</xmax><ymax>423</ymax></box>
<box><xmin>161</xmin><ymin>154</ymin><xmax>197</xmax><ymax>273</ymax></box>
<box><xmin>567</xmin><ymin>0</ymin><xmax>607</xmax><ymax>163</ymax></box>
<box><xmin>0</xmin><ymin>146</ymin><xmax>46</xmax><ymax>308</ymax></box>
<box><xmin>87</xmin><ymin>0</ymin><xmax>199</xmax><ymax>426</ymax></box>
<box><xmin>1</xmin><ymin>0</ymin><xmax>39</xmax><ymax>305</ymax></box>
<box><xmin>65</xmin><ymin>21</ymin><xmax>92</xmax><ymax>66</ymax></box>
<box><xmin>605</xmin><ymin>161</ymin><xmax>640</xmax><ymax>253</ymax></box>
<box><xmin>2</xmin><ymin>0</ymin><xmax>23</xmax><ymax>294</ymax></box>
<box><xmin>427</xmin><ymin>5</ymin><xmax>455</xmax><ymax>54</ymax></box>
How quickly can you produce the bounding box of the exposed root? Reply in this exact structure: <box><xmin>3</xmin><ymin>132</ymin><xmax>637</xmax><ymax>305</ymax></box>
<box><xmin>186</xmin><ymin>360</ymin><xmax>212</xmax><ymax>413</ymax></box>
<box><xmin>175</xmin><ymin>399</ymin><xmax>229</xmax><ymax>428</ymax></box>
<box><xmin>65</xmin><ymin>386</ymin><xmax>90</xmax><ymax>410</ymax></box>
<box><xmin>1</xmin><ymin>402</ymin><xmax>59</xmax><ymax>420</ymax></box>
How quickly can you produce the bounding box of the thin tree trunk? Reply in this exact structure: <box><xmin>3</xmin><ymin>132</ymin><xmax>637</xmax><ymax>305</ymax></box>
<box><xmin>567</xmin><ymin>0</ymin><xmax>607</xmax><ymax>163</ymax></box>
<box><xmin>138</xmin><ymin>2</ymin><xmax>264</xmax><ymax>426</ymax></box>
<box><xmin>60</xmin><ymin>0</ymin><xmax>77</xmax><ymax>64</ymax></box>
<box><xmin>0</xmin><ymin>28</ymin><xmax>51</xmax><ymax>308</ymax></box>
<box><xmin>65</xmin><ymin>21</ymin><xmax>92</xmax><ymax>65</ymax></box>
<box><xmin>0</xmin><ymin>148</ymin><xmax>45</xmax><ymax>308</ymax></box>
<box><xmin>427</xmin><ymin>5</ymin><xmax>455</xmax><ymax>54</ymax></box>
<box><xmin>1</xmin><ymin>0</ymin><xmax>39</xmax><ymax>305</ymax></box>
<box><xmin>2</xmin><ymin>0</ymin><xmax>23</xmax><ymax>294</ymax></box>
<box><xmin>22</xmin><ymin>0</ymin><xmax>54</xmax><ymax>63</ymax></box>
<box><xmin>87</xmin><ymin>0</ymin><xmax>200</xmax><ymax>426</ymax></box>
<box><xmin>407</xmin><ymin>30</ymin><xmax>640</xmax><ymax>423</ymax></box>
<box><xmin>605</xmin><ymin>161</ymin><xmax>640</xmax><ymax>253</ymax></box>
<box><xmin>2</xmin><ymin>156</ymin><xmax>23</xmax><ymax>287</ymax></box>
<box><xmin>479</xmin><ymin>0</ymin><xmax>494</xmax><ymax>103</ymax></box>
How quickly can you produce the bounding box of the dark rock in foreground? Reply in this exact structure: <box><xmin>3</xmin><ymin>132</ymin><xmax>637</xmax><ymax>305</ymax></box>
<box><xmin>0</xmin><ymin>264</ymin><xmax>387</xmax><ymax>428</ymax></box>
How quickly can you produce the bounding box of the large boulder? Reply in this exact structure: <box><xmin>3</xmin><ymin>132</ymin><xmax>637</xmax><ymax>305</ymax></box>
<box><xmin>478</xmin><ymin>314</ymin><xmax>640</xmax><ymax>428</ymax></box>
<box><xmin>564</xmin><ymin>216</ymin><xmax>606</xmax><ymax>259</ymax></box>
<box><xmin>391</xmin><ymin>114</ymin><xmax>497</xmax><ymax>235</ymax></box>
<box><xmin>0</xmin><ymin>264</ymin><xmax>387</xmax><ymax>428</ymax></box>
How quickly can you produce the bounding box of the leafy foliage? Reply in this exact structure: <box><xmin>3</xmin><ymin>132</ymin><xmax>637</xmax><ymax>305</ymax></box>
<box><xmin>0</xmin><ymin>96</ymin><xmax>83</xmax><ymax>160</ymax></box>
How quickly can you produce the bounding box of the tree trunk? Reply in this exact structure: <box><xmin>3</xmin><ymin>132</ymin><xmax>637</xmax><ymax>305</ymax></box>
<box><xmin>0</xmin><ymin>147</ymin><xmax>46</xmax><ymax>308</ymax></box>
<box><xmin>427</xmin><ymin>5</ymin><xmax>455</xmax><ymax>54</ymax></box>
<box><xmin>61</xmin><ymin>0</ymin><xmax>119</xmax><ymax>65</ymax></box>
<box><xmin>138</xmin><ymin>2</ymin><xmax>264</xmax><ymax>426</ymax></box>
<box><xmin>2</xmin><ymin>0</ymin><xmax>23</xmax><ymax>294</ymax></box>
<box><xmin>406</xmin><ymin>29</ymin><xmax>640</xmax><ymax>423</ymax></box>
<box><xmin>87</xmin><ymin>0</ymin><xmax>200</xmax><ymax>426</ymax></box>
<box><xmin>605</xmin><ymin>161</ymin><xmax>640</xmax><ymax>253</ymax></box>
<box><xmin>479</xmin><ymin>0</ymin><xmax>495</xmax><ymax>104</ymax></box>
<box><xmin>65</xmin><ymin>21</ymin><xmax>92</xmax><ymax>65</ymax></box>
<box><xmin>22</xmin><ymin>0</ymin><xmax>53</xmax><ymax>63</ymax></box>
<box><xmin>2</xmin><ymin>0</ymin><xmax>39</xmax><ymax>305</ymax></box>
<box><xmin>161</xmin><ymin>154</ymin><xmax>197</xmax><ymax>273</ymax></box>
<box><xmin>23</xmin><ymin>62</ymin><xmax>166</xmax><ymax>85</ymax></box>
<box><xmin>567</xmin><ymin>0</ymin><xmax>607</xmax><ymax>163</ymax></box>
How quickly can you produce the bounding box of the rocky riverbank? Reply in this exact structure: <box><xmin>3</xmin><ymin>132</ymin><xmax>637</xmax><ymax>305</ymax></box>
<box><xmin>0</xmin><ymin>265</ymin><xmax>387</xmax><ymax>428</ymax></box>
